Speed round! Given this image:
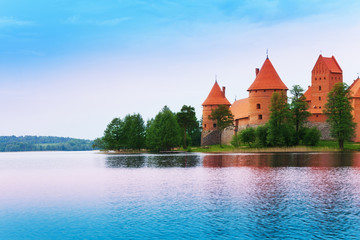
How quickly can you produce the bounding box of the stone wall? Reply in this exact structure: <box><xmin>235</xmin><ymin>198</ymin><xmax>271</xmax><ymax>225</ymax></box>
<box><xmin>305</xmin><ymin>122</ymin><xmax>333</xmax><ymax>140</ymax></box>
<box><xmin>202</xmin><ymin>122</ymin><xmax>333</xmax><ymax>146</ymax></box>
<box><xmin>201</xmin><ymin>130</ymin><xmax>221</xmax><ymax>146</ymax></box>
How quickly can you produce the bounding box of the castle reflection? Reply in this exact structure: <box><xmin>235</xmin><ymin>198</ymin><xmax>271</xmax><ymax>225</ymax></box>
<box><xmin>202</xmin><ymin>153</ymin><xmax>360</xmax><ymax>168</ymax></box>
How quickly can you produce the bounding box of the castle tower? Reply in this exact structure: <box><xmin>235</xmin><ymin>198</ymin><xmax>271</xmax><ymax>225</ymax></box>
<box><xmin>202</xmin><ymin>81</ymin><xmax>231</xmax><ymax>131</ymax></box>
<box><xmin>306</xmin><ymin>55</ymin><xmax>343</xmax><ymax>122</ymax></box>
<box><xmin>247</xmin><ymin>57</ymin><xmax>288</xmax><ymax>125</ymax></box>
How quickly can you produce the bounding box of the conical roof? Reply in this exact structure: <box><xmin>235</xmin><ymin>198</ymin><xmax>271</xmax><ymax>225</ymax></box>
<box><xmin>202</xmin><ymin>81</ymin><xmax>231</xmax><ymax>106</ymax></box>
<box><xmin>247</xmin><ymin>58</ymin><xmax>288</xmax><ymax>91</ymax></box>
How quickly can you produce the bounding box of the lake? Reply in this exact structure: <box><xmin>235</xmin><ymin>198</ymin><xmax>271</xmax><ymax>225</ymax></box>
<box><xmin>0</xmin><ymin>151</ymin><xmax>360</xmax><ymax>239</ymax></box>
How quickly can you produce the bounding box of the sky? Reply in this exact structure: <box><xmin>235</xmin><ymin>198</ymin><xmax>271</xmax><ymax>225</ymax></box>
<box><xmin>1</xmin><ymin>0</ymin><xmax>360</xmax><ymax>140</ymax></box>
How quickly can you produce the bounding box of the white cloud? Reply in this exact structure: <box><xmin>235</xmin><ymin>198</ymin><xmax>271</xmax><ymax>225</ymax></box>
<box><xmin>0</xmin><ymin>17</ymin><xmax>33</xmax><ymax>27</ymax></box>
<box><xmin>65</xmin><ymin>15</ymin><xmax>130</xmax><ymax>26</ymax></box>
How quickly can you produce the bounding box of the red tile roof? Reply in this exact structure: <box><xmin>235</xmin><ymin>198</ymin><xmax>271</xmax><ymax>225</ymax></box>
<box><xmin>349</xmin><ymin>77</ymin><xmax>360</xmax><ymax>98</ymax></box>
<box><xmin>202</xmin><ymin>81</ymin><xmax>231</xmax><ymax>106</ymax></box>
<box><xmin>304</xmin><ymin>86</ymin><xmax>312</xmax><ymax>102</ymax></box>
<box><xmin>230</xmin><ymin>98</ymin><xmax>249</xmax><ymax>120</ymax></box>
<box><xmin>321</xmin><ymin>55</ymin><xmax>342</xmax><ymax>73</ymax></box>
<box><xmin>247</xmin><ymin>58</ymin><xmax>288</xmax><ymax>91</ymax></box>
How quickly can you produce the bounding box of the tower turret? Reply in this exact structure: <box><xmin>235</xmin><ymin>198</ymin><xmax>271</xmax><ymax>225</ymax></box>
<box><xmin>202</xmin><ymin>81</ymin><xmax>231</xmax><ymax>131</ymax></box>
<box><xmin>247</xmin><ymin>58</ymin><xmax>288</xmax><ymax>125</ymax></box>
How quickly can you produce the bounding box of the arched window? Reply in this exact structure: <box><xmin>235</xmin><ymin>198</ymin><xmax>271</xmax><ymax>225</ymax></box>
<box><xmin>257</xmin><ymin>104</ymin><xmax>261</xmax><ymax>109</ymax></box>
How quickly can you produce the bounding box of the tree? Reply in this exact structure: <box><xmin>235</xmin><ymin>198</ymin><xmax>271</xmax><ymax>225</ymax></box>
<box><xmin>324</xmin><ymin>82</ymin><xmax>356</xmax><ymax>150</ymax></box>
<box><xmin>176</xmin><ymin>105</ymin><xmax>198</xmax><ymax>149</ymax></box>
<box><xmin>208</xmin><ymin>104</ymin><xmax>234</xmax><ymax>146</ymax></box>
<box><xmin>290</xmin><ymin>85</ymin><xmax>311</xmax><ymax>144</ymax></box>
<box><xmin>267</xmin><ymin>91</ymin><xmax>294</xmax><ymax>146</ymax></box>
<box><xmin>146</xmin><ymin>106</ymin><xmax>182</xmax><ymax>152</ymax></box>
<box><xmin>123</xmin><ymin>114</ymin><xmax>146</xmax><ymax>150</ymax></box>
<box><xmin>102</xmin><ymin>118</ymin><xmax>125</xmax><ymax>150</ymax></box>
<box><xmin>239</xmin><ymin>127</ymin><xmax>256</xmax><ymax>147</ymax></box>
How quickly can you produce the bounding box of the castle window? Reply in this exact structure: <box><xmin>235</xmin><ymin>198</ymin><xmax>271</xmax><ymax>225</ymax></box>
<box><xmin>319</xmin><ymin>106</ymin><xmax>322</xmax><ymax>109</ymax></box>
<box><xmin>258</xmin><ymin>115</ymin><xmax>262</xmax><ymax>120</ymax></box>
<box><xmin>264</xmin><ymin>90</ymin><xmax>266</xmax><ymax>92</ymax></box>
<box><xmin>213</xmin><ymin>123</ymin><xmax>216</xmax><ymax>128</ymax></box>
<box><xmin>319</xmin><ymin>96</ymin><xmax>321</xmax><ymax>101</ymax></box>
<box><xmin>324</xmin><ymin>77</ymin><xmax>326</xmax><ymax>80</ymax></box>
<box><xmin>257</xmin><ymin>104</ymin><xmax>261</xmax><ymax>109</ymax></box>
<box><xmin>204</xmin><ymin>124</ymin><xmax>206</xmax><ymax>128</ymax></box>
<box><xmin>255</xmin><ymin>90</ymin><xmax>257</xmax><ymax>93</ymax></box>
<box><xmin>316</xmin><ymin>114</ymin><xmax>318</xmax><ymax>117</ymax></box>
<box><xmin>319</xmin><ymin>86</ymin><xmax>322</xmax><ymax>91</ymax></box>
<box><xmin>319</xmin><ymin>77</ymin><xmax>321</xmax><ymax>80</ymax></box>
<box><xmin>315</xmin><ymin>78</ymin><xmax>317</xmax><ymax>80</ymax></box>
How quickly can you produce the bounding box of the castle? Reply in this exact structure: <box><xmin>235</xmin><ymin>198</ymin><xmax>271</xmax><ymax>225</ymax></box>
<box><xmin>201</xmin><ymin>55</ymin><xmax>360</xmax><ymax>145</ymax></box>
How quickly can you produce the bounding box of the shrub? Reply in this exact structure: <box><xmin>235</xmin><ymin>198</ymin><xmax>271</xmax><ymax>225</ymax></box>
<box><xmin>239</xmin><ymin>127</ymin><xmax>256</xmax><ymax>147</ymax></box>
<box><xmin>231</xmin><ymin>133</ymin><xmax>241</xmax><ymax>147</ymax></box>
<box><xmin>303</xmin><ymin>127</ymin><xmax>321</xmax><ymax>146</ymax></box>
<box><xmin>255</xmin><ymin>125</ymin><xmax>269</xmax><ymax>147</ymax></box>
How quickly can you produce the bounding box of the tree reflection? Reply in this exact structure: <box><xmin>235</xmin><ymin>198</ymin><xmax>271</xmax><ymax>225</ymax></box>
<box><xmin>147</xmin><ymin>154</ymin><xmax>200</xmax><ymax>168</ymax></box>
<box><xmin>106</xmin><ymin>155</ymin><xmax>146</xmax><ymax>168</ymax></box>
<box><xmin>105</xmin><ymin>154</ymin><xmax>200</xmax><ymax>168</ymax></box>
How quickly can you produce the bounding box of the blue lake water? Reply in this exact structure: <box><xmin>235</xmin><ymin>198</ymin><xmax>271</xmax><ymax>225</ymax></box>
<box><xmin>1</xmin><ymin>151</ymin><xmax>360</xmax><ymax>239</ymax></box>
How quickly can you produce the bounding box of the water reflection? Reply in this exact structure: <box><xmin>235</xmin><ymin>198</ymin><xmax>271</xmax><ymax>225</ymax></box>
<box><xmin>203</xmin><ymin>153</ymin><xmax>360</xmax><ymax>168</ymax></box>
<box><xmin>106</xmin><ymin>154</ymin><xmax>201</xmax><ymax>168</ymax></box>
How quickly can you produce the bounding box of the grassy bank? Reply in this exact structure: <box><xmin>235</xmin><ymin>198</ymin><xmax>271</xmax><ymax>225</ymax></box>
<box><xmin>188</xmin><ymin>141</ymin><xmax>360</xmax><ymax>153</ymax></box>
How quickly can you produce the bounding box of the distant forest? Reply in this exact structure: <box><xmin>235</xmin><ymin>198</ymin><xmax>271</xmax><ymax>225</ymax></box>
<box><xmin>0</xmin><ymin>136</ymin><xmax>94</xmax><ymax>152</ymax></box>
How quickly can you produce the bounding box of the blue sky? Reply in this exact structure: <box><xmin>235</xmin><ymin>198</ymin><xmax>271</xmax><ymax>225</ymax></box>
<box><xmin>1</xmin><ymin>0</ymin><xmax>360</xmax><ymax>139</ymax></box>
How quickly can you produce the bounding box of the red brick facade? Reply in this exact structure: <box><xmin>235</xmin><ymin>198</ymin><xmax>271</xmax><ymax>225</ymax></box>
<box><xmin>201</xmin><ymin>54</ymin><xmax>360</xmax><ymax>145</ymax></box>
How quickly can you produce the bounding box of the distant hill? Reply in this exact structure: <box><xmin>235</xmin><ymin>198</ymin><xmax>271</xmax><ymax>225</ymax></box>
<box><xmin>0</xmin><ymin>136</ymin><xmax>95</xmax><ymax>152</ymax></box>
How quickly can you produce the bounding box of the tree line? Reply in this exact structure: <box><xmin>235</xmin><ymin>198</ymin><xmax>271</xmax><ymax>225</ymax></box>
<box><xmin>0</xmin><ymin>136</ymin><xmax>94</xmax><ymax>152</ymax></box>
<box><xmin>230</xmin><ymin>83</ymin><xmax>356</xmax><ymax>150</ymax></box>
<box><xmin>93</xmin><ymin>105</ymin><xmax>201</xmax><ymax>152</ymax></box>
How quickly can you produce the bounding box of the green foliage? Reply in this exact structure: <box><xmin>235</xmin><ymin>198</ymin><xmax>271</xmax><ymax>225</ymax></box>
<box><xmin>302</xmin><ymin>127</ymin><xmax>321</xmax><ymax>146</ymax></box>
<box><xmin>255</xmin><ymin>125</ymin><xmax>269</xmax><ymax>147</ymax></box>
<box><xmin>267</xmin><ymin>91</ymin><xmax>294</xmax><ymax>147</ymax></box>
<box><xmin>176</xmin><ymin>105</ymin><xmax>199</xmax><ymax>148</ymax></box>
<box><xmin>0</xmin><ymin>136</ymin><xmax>94</xmax><ymax>152</ymax></box>
<box><xmin>324</xmin><ymin>82</ymin><xmax>356</xmax><ymax>150</ymax></box>
<box><xmin>231</xmin><ymin>133</ymin><xmax>241</xmax><ymax>147</ymax></box>
<box><xmin>123</xmin><ymin>114</ymin><xmax>146</xmax><ymax>149</ymax></box>
<box><xmin>146</xmin><ymin>106</ymin><xmax>181</xmax><ymax>152</ymax></box>
<box><xmin>208</xmin><ymin>104</ymin><xmax>234</xmax><ymax>146</ymax></box>
<box><xmin>290</xmin><ymin>85</ymin><xmax>311</xmax><ymax>144</ymax></box>
<box><xmin>103</xmin><ymin>118</ymin><xmax>125</xmax><ymax>150</ymax></box>
<box><xmin>239</xmin><ymin>127</ymin><xmax>256</xmax><ymax>147</ymax></box>
<box><xmin>92</xmin><ymin>137</ymin><xmax>105</xmax><ymax>149</ymax></box>
<box><xmin>208</xmin><ymin>105</ymin><xmax>234</xmax><ymax>131</ymax></box>
<box><xmin>100</xmin><ymin>114</ymin><xmax>146</xmax><ymax>151</ymax></box>
<box><xmin>188</xmin><ymin>121</ymin><xmax>202</xmax><ymax>147</ymax></box>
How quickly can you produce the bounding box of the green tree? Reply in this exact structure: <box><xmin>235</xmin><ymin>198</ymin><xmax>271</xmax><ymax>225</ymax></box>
<box><xmin>255</xmin><ymin>125</ymin><xmax>269</xmax><ymax>147</ymax></box>
<box><xmin>146</xmin><ymin>106</ymin><xmax>182</xmax><ymax>152</ymax></box>
<box><xmin>102</xmin><ymin>118</ymin><xmax>125</xmax><ymax>150</ymax></box>
<box><xmin>324</xmin><ymin>82</ymin><xmax>356</xmax><ymax>150</ymax></box>
<box><xmin>231</xmin><ymin>134</ymin><xmax>241</xmax><ymax>147</ymax></box>
<box><xmin>208</xmin><ymin>104</ymin><xmax>234</xmax><ymax>147</ymax></box>
<box><xmin>290</xmin><ymin>85</ymin><xmax>311</xmax><ymax>144</ymax></box>
<box><xmin>176</xmin><ymin>105</ymin><xmax>198</xmax><ymax>149</ymax></box>
<box><xmin>302</xmin><ymin>127</ymin><xmax>321</xmax><ymax>146</ymax></box>
<box><xmin>239</xmin><ymin>127</ymin><xmax>256</xmax><ymax>147</ymax></box>
<box><xmin>123</xmin><ymin>114</ymin><xmax>146</xmax><ymax>150</ymax></box>
<box><xmin>267</xmin><ymin>91</ymin><xmax>294</xmax><ymax>146</ymax></box>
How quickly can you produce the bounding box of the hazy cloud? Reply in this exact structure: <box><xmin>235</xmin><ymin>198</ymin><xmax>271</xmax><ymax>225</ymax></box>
<box><xmin>65</xmin><ymin>15</ymin><xmax>130</xmax><ymax>26</ymax></box>
<box><xmin>0</xmin><ymin>17</ymin><xmax>33</xmax><ymax>27</ymax></box>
